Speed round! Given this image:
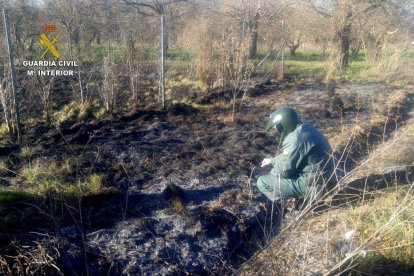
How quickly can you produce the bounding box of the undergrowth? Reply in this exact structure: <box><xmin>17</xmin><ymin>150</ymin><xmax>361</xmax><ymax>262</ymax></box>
<box><xmin>345</xmin><ymin>187</ymin><xmax>414</xmax><ymax>268</ymax></box>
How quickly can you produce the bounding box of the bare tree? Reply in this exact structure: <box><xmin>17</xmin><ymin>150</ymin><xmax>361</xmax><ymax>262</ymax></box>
<box><xmin>349</xmin><ymin>17</ymin><xmax>364</xmax><ymax>59</ymax></box>
<box><xmin>44</xmin><ymin>0</ymin><xmax>97</xmax><ymax>58</ymax></box>
<box><xmin>285</xmin><ymin>10</ymin><xmax>305</xmax><ymax>56</ymax></box>
<box><xmin>245</xmin><ymin>6</ymin><xmax>261</xmax><ymax>58</ymax></box>
<box><xmin>6</xmin><ymin>0</ymin><xmax>42</xmax><ymax>56</ymax></box>
<box><xmin>307</xmin><ymin>0</ymin><xmax>404</xmax><ymax>73</ymax></box>
<box><xmin>222</xmin><ymin>1</ymin><xmax>262</xmax><ymax>59</ymax></box>
<box><xmin>2</xmin><ymin>7</ymin><xmax>21</xmax><ymax>142</ymax></box>
<box><xmin>122</xmin><ymin>0</ymin><xmax>189</xmax><ymax>50</ymax></box>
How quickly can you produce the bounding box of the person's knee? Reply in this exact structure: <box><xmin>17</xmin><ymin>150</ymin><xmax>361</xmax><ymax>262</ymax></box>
<box><xmin>256</xmin><ymin>176</ymin><xmax>266</xmax><ymax>193</ymax></box>
<box><xmin>257</xmin><ymin>175</ymin><xmax>281</xmax><ymax>202</ymax></box>
<box><xmin>256</xmin><ymin>175</ymin><xmax>264</xmax><ymax>186</ymax></box>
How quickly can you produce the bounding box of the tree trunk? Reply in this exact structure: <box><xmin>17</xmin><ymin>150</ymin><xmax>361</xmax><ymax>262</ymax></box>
<box><xmin>328</xmin><ymin>11</ymin><xmax>352</xmax><ymax>76</ymax></box>
<box><xmin>350</xmin><ymin>41</ymin><xmax>361</xmax><ymax>59</ymax></box>
<box><xmin>72</xmin><ymin>27</ymin><xmax>81</xmax><ymax>57</ymax></box>
<box><xmin>288</xmin><ymin>41</ymin><xmax>300</xmax><ymax>56</ymax></box>
<box><xmin>27</xmin><ymin>37</ymin><xmax>34</xmax><ymax>52</ymax></box>
<box><xmin>127</xmin><ymin>31</ymin><xmax>135</xmax><ymax>49</ymax></box>
<box><xmin>373</xmin><ymin>34</ymin><xmax>385</xmax><ymax>61</ymax></box>
<box><xmin>322</xmin><ymin>38</ymin><xmax>327</xmax><ymax>56</ymax></box>
<box><xmin>96</xmin><ymin>32</ymin><xmax>101</xmax><ymax>44</ymax></box>
<box><xmin>13</xmin><ymin>23</ymin><xmax>23</xmax><ymax>57</ymax></box>
<box><xmin>3</xmin><ymin>8</ymin><xmax>21</xmax><ymax>142</ymax></box>
<box><xmin>87</xmin><ymin>30</ymin><xmax>98</xmax><ymax>46</ymax></box>
<box><xmin>339</xmin><ymin>22</ymin><xmax>351</xmax><ymax>68</ymax></box>
<box><xmin>248</xmin><ymin>11</ymin><xmax>260</xmax><ymax>58</ymax></box>
<box><xmin>0</xmin><ymin>82</ymin><xmax>13</xmax><ymax>134</ymax></box>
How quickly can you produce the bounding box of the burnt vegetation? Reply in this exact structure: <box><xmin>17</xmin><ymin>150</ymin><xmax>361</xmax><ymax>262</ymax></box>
<box><xmin>0</xmin><ymin>0</ymin><xmax>414</xmax><ymax>275</ymax></box>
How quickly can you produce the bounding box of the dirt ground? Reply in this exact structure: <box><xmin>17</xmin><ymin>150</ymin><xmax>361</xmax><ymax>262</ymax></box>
<box><xmin>1</xmin><ymin>80</ymin><xmax>413</xmax><ymax>275</ymax></box>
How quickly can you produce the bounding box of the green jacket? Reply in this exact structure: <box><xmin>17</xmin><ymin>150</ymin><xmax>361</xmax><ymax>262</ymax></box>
<box><xmin>270</xmin><ymin>123</ymin><xmax>336</xmax><ymax>189</ymax></box>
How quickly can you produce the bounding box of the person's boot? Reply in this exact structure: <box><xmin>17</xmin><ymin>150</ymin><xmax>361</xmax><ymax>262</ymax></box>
<box><xmin>263</xmin><ymin>199</ymin><xmax>284</xmax><ymax>233</ymax></box>
<box><xmin>284</xmin><ymin>197</ymin><xmax>301</xmax><ymax>221</ymax></box>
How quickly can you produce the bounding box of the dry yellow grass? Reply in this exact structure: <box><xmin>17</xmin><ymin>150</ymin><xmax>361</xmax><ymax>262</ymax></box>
<box><xmin>238</xmin><ymin>184</ymin><xmax>414</xmax><ymax>275</ymax></box>
<box><xmin>170</xmin><ymin>197</ymin><xmax>185</xmax><ymax>214</ymax></box>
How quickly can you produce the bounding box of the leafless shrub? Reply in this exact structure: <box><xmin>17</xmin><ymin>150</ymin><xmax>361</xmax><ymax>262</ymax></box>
<box><xmin>219</xmin><ymin>27</ymin><xmax>253</xmax><ymax>121</ymax></box>
<box><xmin>0</xmin><ymin>70</ymin><xmax>21</xmax><ymax>139</ymax></box>
<box><xmin>98</xmin><ymin>55</ymin><xmax>122</xmax><ymax>114</ymax></box>
<box><xmin>126</xmin><ymin>50</ymin><xmax>145</xmax><ymax>108</ymax></box>
<box><xmin>34</xmin><ymin>75</ymin><xmax>55</xmax><ymax>125</ymax></box>
<box><xmin>0</xmin><ymin>71</ymin><xmax>18</xmax><ymax>136</ymax></box>
<box><xmin>196</xmin><ymin>27</ymin><xmax>219</xmax><ymax>93</ymax></box>
<box><xmin>70</xmin><ymin>69</ymin><xmax>96</xmax><ymax>105</ymax></box>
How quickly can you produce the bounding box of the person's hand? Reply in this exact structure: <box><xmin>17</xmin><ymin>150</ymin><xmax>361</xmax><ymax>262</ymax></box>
<box><xmin>261</xmin><ymin>158</ymin><xmax>272</xmax><ymax>167</ymax></box>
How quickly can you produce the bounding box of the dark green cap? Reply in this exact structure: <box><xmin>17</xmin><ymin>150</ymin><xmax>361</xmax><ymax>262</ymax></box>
<box><xmin>265</xmin><ymin>107</ymin><xmax>301</xmax><ymax>142</ymax></box>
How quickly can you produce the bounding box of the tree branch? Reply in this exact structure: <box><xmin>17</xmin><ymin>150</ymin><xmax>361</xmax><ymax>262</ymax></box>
<box><xmin>122</xmin><ymin>0</ymin><xmax>157</xmax><ymax>15</ymax></box>
<box><xmin>346</xmin><ymin>2</ymin><xmax>383</xmax><ymax>23</ymax></box>
<box><xmin>122</xmin><ymin>0</ymin><xmax>188</xmax><ymax>15</ymax></box>
<box><xmin>307</xmin><ymin>0</ymin><xmax>332</xmax><ymax>18</ymax></box>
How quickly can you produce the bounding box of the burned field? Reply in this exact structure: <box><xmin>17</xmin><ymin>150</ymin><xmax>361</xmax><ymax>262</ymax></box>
<box><xmin>0</xmin><ymin>81</ymin><xmax>413</xmax><ymax>275</ymax></box>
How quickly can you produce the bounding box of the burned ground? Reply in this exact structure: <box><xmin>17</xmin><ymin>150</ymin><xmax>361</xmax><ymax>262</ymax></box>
<box><xmin>0</xmin><ymin>80</ymin><xmax>413</xmax><ymax>275</ymax></box>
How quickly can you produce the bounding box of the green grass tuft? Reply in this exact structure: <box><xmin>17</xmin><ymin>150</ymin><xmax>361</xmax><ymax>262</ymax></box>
<box><xmin>344</xmin><ymin>187</ymin><xmax>414</xmax><ymax>266</ymax></box>
<box><xmin>0</xmin><ymin>190</ymin><xmax>32</xmax><ymax>204</ymax></box>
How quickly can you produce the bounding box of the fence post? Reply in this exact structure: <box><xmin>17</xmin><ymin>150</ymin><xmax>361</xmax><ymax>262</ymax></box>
<box><xmin>160</xmin><ymin>14</ymin><xmax>166</xmax><ymax>109</ymax></box>
<box><xmin>3</xmin><ymin>8</ymin><xmax>21</xmax><ymax>143</ymax></box>
<box><xmin>279</xmin><ymin>19</ymin><xmax>285</xmax><ymax>81</ymax></box>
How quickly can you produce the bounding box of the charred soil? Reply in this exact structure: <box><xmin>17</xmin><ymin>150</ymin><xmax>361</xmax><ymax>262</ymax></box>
<box><xmin>0</xmin><ymin>80</ymin><xmax>413</xmax><ymax>275</ymax></box>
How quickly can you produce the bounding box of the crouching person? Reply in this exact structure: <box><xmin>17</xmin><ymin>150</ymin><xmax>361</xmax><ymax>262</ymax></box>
<box><xmin>257</xmin><ymin>107</ymin><xmax>337</xmax><ymax>207</ymax></box>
